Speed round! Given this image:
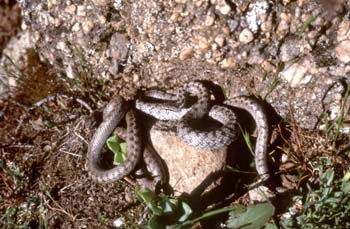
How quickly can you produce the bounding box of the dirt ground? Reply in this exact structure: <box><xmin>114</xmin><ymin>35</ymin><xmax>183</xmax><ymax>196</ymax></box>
<box><xmin>1</xmin><ymin>1</ymin><xmax>350</xmax><ymax>228</ymax></box>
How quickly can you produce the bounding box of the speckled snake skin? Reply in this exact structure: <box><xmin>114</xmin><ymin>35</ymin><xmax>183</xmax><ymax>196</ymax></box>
<box><xmin>87</xmin><ymin>81</ymin><xmax>270</xmax><ymax>188</ymax></box>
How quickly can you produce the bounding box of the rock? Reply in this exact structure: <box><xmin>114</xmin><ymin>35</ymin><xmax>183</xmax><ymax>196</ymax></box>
<box><xmin>280</xmin><ymin>57</ymin><xmax>315</xmax><ymax>88</ymax></box>
<box><xmin>214</xmin><ymin>34</ymin><xmax>225</xmax><ymax>47</ymax></box>
<box><xmin>239</xmin><ymin>28</ymin><xmax>254</xmax><ymax>44</ymax></box>
<box><xmin>205</xmin><ymin>12</ymin><xmax>215</xmax><ymax>26</ymax></box>
<box><xmin>197</xmin><ymin>36</ymin><xmax>211</xmax><ymax>50</ymax></box>
<box><xmin>150</xmin><ymin>127</ymin><xmax>227</xmax><ymax>194</ymax></box>
<box><xmin>246</xmin><ymin>1</ymin><xmax>269</xmax><ymax>33</ymax></box>
<box><xmin>337</xmin><ymin>20</ymin><xmax>350</xmax><ymax>42</ymax></box>
<box><xmin>215</xmin><ymin>0</ymin><xmax>231</xmax><ymax>15</ymax></box>
<box><xmin>91</xmin><ymin>0</ymin><xmax>109</xmax><ymax>6</ymax></box>
<box><xmin>248</xmin><ymin>186</ymin><xmax>275</xmax><ymax>202</ymax></box>
<box><xmin>220</xmin><ymin>56</ymin><xmax>237</xmax><ymax>68</ymax></box>
<box><xmin>335</xmin><ymin>40</ymin><xmax>350</xmax><ymax>63</ymax></box>
<box><xmin>279</xmin><ymin>37</ymin><xmax>303</xmax><ymax>62</ymax></box>
<box><xmin>179</xmin><ymin>47</ymin><xmax>193</xmax><ymax>60</ymax></box>
<box><xmin>227</xmin><ymin>19</ymin><xmax>239</xmax><ymax>32</ymax></box>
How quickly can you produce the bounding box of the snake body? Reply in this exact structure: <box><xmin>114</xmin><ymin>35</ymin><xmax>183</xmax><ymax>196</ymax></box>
<box><xmin>224</xmin><ymin>96</ymin><xmax>270</xmax><ymax>181</ymax></box>
<box><xmin>87</xmin><ymin>81</ymin><xmax>270</xmax><ymax>188</ymax></box>
<box><xmin>87</xmin><ymin>97</ymin><xmax>142</xmax><ymax>183</ymax></box>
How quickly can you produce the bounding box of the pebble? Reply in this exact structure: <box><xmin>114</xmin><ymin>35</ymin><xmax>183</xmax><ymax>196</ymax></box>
<box><xmin>280</xmin><ymin>58</ymin><xmax>314</xmax><ymax>87</ymax></box>
<box><xmin>227</xmin><ymin>19</ymin><xmax>239</xmax><ymax>32</ymax></box>
<box><xmin>43</xmin><ymin>145</ymin><xmax>52</xmax><ymax>152</ymax></box>
<box><xmin>179</xmin><ymin>47</ymin><xmax>193</xmax><ymax>60</ymax></box>
<box><xmin>215</xmin><ymin>0</ymin><xmax>231</xmax><ymax>15</ymax></box>
<box><xmin>91</xmin><ymin>0</ymin><xmax>109</xmax><ymax>6</ymax></box>
<box><xmin>279</xmin><ymin>38</ymin><xmax>302</xmax><ymax>62</ymax></box>
<box><xmin>337</xmin><ymin>20</ymin><xmax>350</xmax><ymax>42</ymax></box>
<box><xmin>198</xmin><ymin>36</ymin><xmax>211</xmax><ymax>50</ymax></box>
<box><xmin>220</xmin><ymin>56</ymin><xmax>236</xmax><ymax>68</ymax></box>
<box><xmin>205</xmin><ymin>12</ymin><xmax>215</xmax><ymax>26</ymax></box>
<box><xmin>8</xmin><ymin>77</ymin><xmax>17</xmax><ymax>87</ymax></box>
<box><xmin>239</xmin><ymin>28</ymin><xmax>254</xmax><ymax>44</ymax></box>
<box><xmin>214</xmin><ymin>34</ymin><xmax>225</xmax><ymax>47</ymax></box>
<box><xmin>113</xmin><ymin>217</ymin><xmax>125</xmax><ymax>228</ymax></box>
<box><xmin>248</xmin><ymin>186</ymin><xmax>275</xmax><ymax>202</ymax></box>
<box><xmin>335</xmin><ymin>40</ymin><xmax>350</xmax><ymax>63</ymax></box>
<box><xmin>76</xmin><ymin>5</ymin><xmax>86</xmax><ymax>17</ymax></box>
<box><xmin>133</xmin><ymin>74</ymin><xmax>140</xmax><ymax>82</ymax></box>
<box><xmin>65</xmin><ymin>4</ymin><xmax>76</xmax><ymax>15</ymax></box>
<box><xmin>82</xmin><ymin>20</ymin><xmax>94</xmax><ymax>33</ymax></box>
<box><xmin>71</xmin><ymin>22</ymin><xmax>80</xmax><ymax>32</ymax></box>
<box><xmin>246</xmin><ymin>1</ymin><xmax>269</xmax><ymax>33</ymax></box>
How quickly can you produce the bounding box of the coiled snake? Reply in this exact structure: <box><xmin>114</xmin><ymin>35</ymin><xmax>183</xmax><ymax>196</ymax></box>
<box><xmin>87</xmin><ymin>81</ymin><xmax>270</xmax><ymax>189</ymax></box>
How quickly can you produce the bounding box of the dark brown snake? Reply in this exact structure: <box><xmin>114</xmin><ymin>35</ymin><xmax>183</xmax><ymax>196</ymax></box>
<box><xmin>87</xmin><ymin>82</ymin><xmax>270</xmax><ymax>189</ymax></box>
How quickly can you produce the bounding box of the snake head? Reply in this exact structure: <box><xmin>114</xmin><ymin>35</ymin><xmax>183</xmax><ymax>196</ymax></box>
<box><xmin>103</xmin><ymin>96</ymin><xmax>126</xmax><ymax>119</ymax></box>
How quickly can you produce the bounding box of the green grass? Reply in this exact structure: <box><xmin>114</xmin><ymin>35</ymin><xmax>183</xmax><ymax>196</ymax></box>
<box><xmin>136</xmin><ymin>188</ymin><xmax>275</xmax><ymax>228</ymax></box>
<box><xmin>281</xmin><ymin>159</ymin><xmax>350</xmax><ymax>228</ymax></box>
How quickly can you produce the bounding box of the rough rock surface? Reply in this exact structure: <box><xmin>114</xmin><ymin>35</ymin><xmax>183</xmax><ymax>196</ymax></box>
<box><xmin>14</xmin><ymin>0</ymin><xmax>349</xmax><ymax>130</ymax></box>
<box><xmin>150</xmin><ymin>127</ymin><xmax>227</xmax><ymax>194</ymax></box>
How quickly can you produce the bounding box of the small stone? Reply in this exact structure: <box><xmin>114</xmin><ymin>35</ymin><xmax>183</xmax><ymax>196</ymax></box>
<box><xmin>261</xmin><ymin>60</ymin><xmax>274</xmax><ymax>72</ymax></box>
<box><xmin>205</xmin><ymin>13</ymin><xmax>215</xmax><ymax>26</ymax></box>
<box><xmin>113</xmin><ymin>217</ymin><xmax>125</xmax><ymax>228</ymax></box>
<box><xmin>280</xmin><ymin>58</ymin><xmax>314</xmax><ymax>87</ymax></box>
<box><xmin>43</xmin><ymin>145</ymin><xmax>52</xmax><ymax>152</ymax></box>
<box><xmin>8</xmin><ymin>77</ymin><xmax>17</xmax><ymax>87</ymax></box>
<box><xmin>133</xmin><ymin>74</ymin><xmax>139</xmax><ymax>82</ymax></box>
<box><xmin>261</xmin><ymin>16</ymin><xmax>272</xmax><ymax>32</ymax></box>
<box><xmin>76</xmin><ymin>5</ymin><xmax>86</xmax><ymax>16</ymax></box>
<box><xmin>198</xmin><ymin>36</ymin><xmax>210</xmax><ymax>50</ymax></box>
<box><xmin>71</xmin><ymin>23</ymin><xmax>80</xmax><ymax>32</ymax></box>
<box><xmin>279</xmin><ymin>38</ymin><xmax>302</xmax><ymax>62</ymax></box>
<box><xmin>335</xmin><ymin>40</ymin><xmax>350</xmax><ymax>63</ymax></box>
<box><xmin>248</xmin><ymin>186</ymin><xmax>275</xmax><ymax>202</ymax></box>
<box><xmin>91</xmin><ymin>0</ymin><xmax>109</xmax><ymax>6</ymax></box>
<box><xmin>282</xmin><ymin>0</ymin><xmax>291</xmax><ymax>5</ymax></box>
<box><xmin>82</xmin><ymin>20</ymin><xmax>94</xmax><ymax>33</ymax></box>
<box><xmin>215</xmin><ymin>0</ymin><xmax>231</xmax><ymax>15</ymax></box>
<box><xmin>220</xmin><ymin>56</ymin><xmax>236</xmax><ymax>68</ymax></box>
<box><xmin>179</xmin><ymin>47</ymin><xmax>193</xmax><ymax>60</ymax></box>
<box><xmin>169</xmin><ymin>12</ymin><xmax>180</xmax><ymax>23</ymax></box>
<box><xmin>227</xmin><ymin>19</ymin><xmax>238</xmax><ymax>32</ymax></box>
<box><xmin>239</xmin><ymin>28</ymin><xmax>254</xmax><ymax>44</ymax></box>
<box><xmin>194</xmin><ymin>0</ymin><xmax>204</xmax><ymax>7</ymax></box>
<box><xmin>214</xmin><ymin>34</ymin><xmax>225</xmax><ymax>47</ymax></box>
<box><xmin>65</xmin><ymin>4</ymin><xmax>76</xmax><ymax>14</ymax></box>
<box><xmin>98</xmin><ymin>15</ymin><xmax>106</xmax><ymax>24</ymax></box>
<box><xmin>246</xmin><ymin>1</ymin><xmax>269</xmax><ymax>32</ymax></box>
<box><xmin>337</xmin><ymin>20</ymin><xmax>350</xmax><ymax>42</ymax></box>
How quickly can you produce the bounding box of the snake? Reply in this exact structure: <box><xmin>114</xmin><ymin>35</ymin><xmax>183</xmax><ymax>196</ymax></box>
<box><xmin>87</xmin><ymin>96</ymin><xmax>167</xmax><ymax>189</ymax></box>
<box><xmin>87</xmin><ymin>81</ymin><xmax>270</xmax><ymax>189</ymax></box>
<box><xmin>136</xmin><ymin>81</ymin><xmax>270</xmax><ymax>182</ymax></box>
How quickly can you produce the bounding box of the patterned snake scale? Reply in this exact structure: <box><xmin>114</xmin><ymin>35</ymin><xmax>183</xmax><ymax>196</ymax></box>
<box><xmin>87</xmin><ymin>97</ymin><xmax>142</xmax><ymax>183</ymax></box>
<box><xmin>87</xmin><ymin>81</ymin><xmax>270</xmax><ymax>188</ymax></box>
<box><xmin>87</xmin><ymin>96</ymin><xmax>167</xmax><ymax>188</ymax></box>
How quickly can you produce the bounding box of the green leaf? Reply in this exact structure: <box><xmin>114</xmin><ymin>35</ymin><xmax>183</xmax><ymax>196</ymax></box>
<box><xmin>148</xmin><ymin>215</ymin><xmax>166</xmax><ymax>229</ymax></box>
<box><xmin>342</xmin><ymin>171</ymin><xmax>350</xmax><ymax>193</ymax></box>
<box><xmin>161</xmin><ymin>198</ymin><xmax>176</xmax><ymax>215</ymax></box>
<box><xmin>226</xmin><ymin>203</ymin><xmax>275</xmax><ymax>229</ymax></box>
<box><xmin>325</xmin><ymin>169</ymin><xmax>335</xmax><ymax>186</ymax></box>
<box><xmin>136</xmin><ymin>188</ymin><xmax>163</xmax><ymax>215</ymax></box>
<box><xmin>106</xmin><ymin>135</ymin><xmax>128</xmax><ymax>165</ymax></box>
<box><xmin>264</xmin><ymin>223</ymin><xmax>278</xmax><ymax>229</ymax></box>
<box><xmin>178</xmin><ymin>201</ymin><xmax>192</xmax><ymax>222</ymax></box>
